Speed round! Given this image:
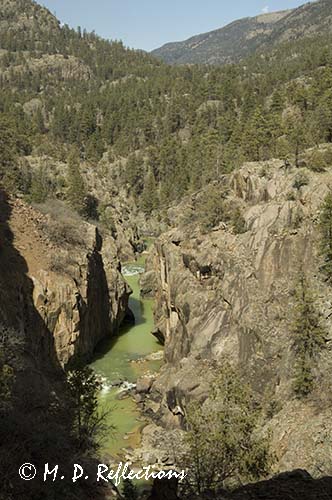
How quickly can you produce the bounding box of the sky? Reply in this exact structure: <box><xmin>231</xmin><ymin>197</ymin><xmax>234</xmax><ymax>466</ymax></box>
<box><xmin>38</xmin><ymin>0</ymin><xmax>312</xmax><ymax>52</ymax></box>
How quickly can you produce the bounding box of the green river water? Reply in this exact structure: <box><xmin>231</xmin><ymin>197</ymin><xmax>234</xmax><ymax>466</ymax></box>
<box><xmin>90</xmin><ymin>255</ymin><xmax>162</xmax><ymax>459</ymax></box>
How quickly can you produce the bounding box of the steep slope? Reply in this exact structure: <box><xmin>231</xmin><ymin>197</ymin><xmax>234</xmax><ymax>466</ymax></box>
<box><xmin>0</xmin><ymin>190</ymin><xmax>123</xmax><ymax>500</ymax></box>
<box><xmin>152</xmin><ymin>11</ymin><xmax>290</xmax><ymax>65</ymax></box>
<box><xmin>4</xmin><ymin>196</ymin><xmax>131</xmax><ymax>367</ymax></box>
<box><xmin>0</xmin><ymin>0</ymin><xmax>157</xmax><ymax>81</ymax></box>
<box><xmin>142</xmin><ymin>152</ymin><xmax>332</xmax><ymax>475</ymax></box>
<box><xmin>3</xmin><ymin>0</ymin><xmax>332</xmax><ymax>227</ymax></box>
<box><xmin>152</xmin><ymin>0</ymin><xmax>332</xmax><ymax>65</ymax></box>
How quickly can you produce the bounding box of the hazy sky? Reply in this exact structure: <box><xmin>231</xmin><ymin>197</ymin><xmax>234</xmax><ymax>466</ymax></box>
<box><xmin>38</xmin><ymin>0</ymin><xmax>311</xmax><ymax>51</ymax></box>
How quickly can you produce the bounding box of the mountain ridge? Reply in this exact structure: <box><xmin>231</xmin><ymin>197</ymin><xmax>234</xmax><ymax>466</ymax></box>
<box><xmin>152</xmin><ymin>0</ymin><xmax>332</xmax><ymax>65</ymax></box>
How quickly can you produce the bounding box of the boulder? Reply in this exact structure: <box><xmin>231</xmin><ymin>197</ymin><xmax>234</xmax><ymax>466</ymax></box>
<box><xmin>136</xmin><ymin>376</ymin><xmax>154</xmax><ymax>394</ymax></box>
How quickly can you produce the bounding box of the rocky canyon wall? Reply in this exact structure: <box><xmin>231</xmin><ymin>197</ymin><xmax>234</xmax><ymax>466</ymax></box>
<box><xmin>0</xmin><ymin>193</ymin><xmax>131</xmax><ymax>369</ymax></box>
<box><xmin>144</xmin><ymin>158</ymin><xmax>332</xmax><ymax>474</ymax></box>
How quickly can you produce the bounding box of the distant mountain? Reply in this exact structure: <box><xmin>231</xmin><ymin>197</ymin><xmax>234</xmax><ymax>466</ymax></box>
<box><xmin>152</xmin><ymin>0</ymin><xmax>332</xmax><ymax>65</ymax></box>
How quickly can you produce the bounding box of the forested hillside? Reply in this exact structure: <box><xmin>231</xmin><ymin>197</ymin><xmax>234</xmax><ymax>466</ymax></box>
<box><xmin>2</xmin><ymin>0</ymin><xmax>332</xmax><ymax>228</ymax></box>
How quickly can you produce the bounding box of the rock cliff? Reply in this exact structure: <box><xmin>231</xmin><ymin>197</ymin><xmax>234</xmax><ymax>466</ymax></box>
<box><xmin>144</xmin><ymin>156</ymin><xmax>332</xmax><ymax>474</ymax></box>
<box><xmin>0</xmin><ymin>188</ymin><xmax>121</xmax><ymax>499</ymax></box>
<box><xmin>1</xmin><ymin>193</ymin><xmax>131</xmax><ymax>368</ymax></box>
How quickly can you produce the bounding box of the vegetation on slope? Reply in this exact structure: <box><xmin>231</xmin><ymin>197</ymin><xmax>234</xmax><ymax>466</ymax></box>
<box><xmin>2</xmin><ymin>1</ymin><xmax>332</xmax><ymax>225</ymax></box>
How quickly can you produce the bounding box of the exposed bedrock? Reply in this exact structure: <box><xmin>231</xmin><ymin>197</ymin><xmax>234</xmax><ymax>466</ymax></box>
<box><xmin>1</xmin><ymin>195</ymin><xmax>131</xmax><ymax>368</ymax></box>
<box><xmin>143</xmin><ymin>159</ymin><xmax>332</xmax><ymax>473</ymax></box>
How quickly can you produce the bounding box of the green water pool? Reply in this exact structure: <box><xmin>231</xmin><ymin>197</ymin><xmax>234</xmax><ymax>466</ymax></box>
<box><xmin>90</xmin><ymin>258</ymin><xmax>162</xmax><ymax>459</ymax></box>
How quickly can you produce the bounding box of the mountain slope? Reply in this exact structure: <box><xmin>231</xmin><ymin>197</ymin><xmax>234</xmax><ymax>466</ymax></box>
<box><xmin>152</xmin><ymin>0</ymin><xmax>332</xmax><ymax>65</ymax></box>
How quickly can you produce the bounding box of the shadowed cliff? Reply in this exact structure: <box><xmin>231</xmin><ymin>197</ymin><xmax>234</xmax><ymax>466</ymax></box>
<box><xmin>0</xmin><ymin>188</ymin><xmax>113</xmax><ymax>500</ymax></box>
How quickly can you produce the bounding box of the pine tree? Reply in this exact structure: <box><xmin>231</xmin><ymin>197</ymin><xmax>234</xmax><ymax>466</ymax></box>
<box><xmin>124</xmin><ymin>153</ymin><xmax>144</xmax><ymax>197</ymax></box>
<box><xmin>270</xmin><ymin>89</ymin><xmax>285</xmax><ymax>114</ymax></box>
<box><xmin>197</xmin><ymin>184</ymin><xmax>226</xmax><ymax>232</ymax></box>
<box><xmin>0</xmin><ymin>115</ymin><xmax>17</xmax><ymax>189</ymax></box>
<box><xmin>86</xmin><ymin>130</ymin><xmax>104</xmax><ymax>162</ymax></box>
<box><xmin>67</xmin><ymin>366</ymin><xmax>110</xmax><ymax>452</ymax></box>
<box><xmin>66</xmin><ymin>147</ymin><xmax>87</xmax><ymax>215</ymax></box>
<box><xmin>291</xmin><ymin>273</ymin><xmax>326</xmax><ymax>398</ymax></box>
<box><xmin>320</xmin><ymin>192</ymin><xmax>332</xmax><ymax>282</ymax></box>
<box><xmin>242</xmin><ymin>107</ymin><xmax>269</xmax><ymax>161</ymax></box>
<box><xmin>317</xmin><ymin>89</ymin><xmax>332</xmax><ymax>142</ymax></box>
<box><xmin>33</xmin><ymin>107</ymin><xmax>46</xmax><ymax>134</ymax></box>
<box><xmin>183</xmin><ymin>362</ymin><xmax>272</xmax><ymax>495</ymax></box>
<box><xmin>29</xmin><ymin>166</ymin><xmax>49</xmax><ymax>203</ymax></box>
<box><xmin>283</xmin><ymin>107</ymin><xmax>307</xmax><ymax>167</ymax></box>
<box><xmin>141</xmin><ymin>169</ymin><xmax>158</xmax><ymax>214</ymax></box>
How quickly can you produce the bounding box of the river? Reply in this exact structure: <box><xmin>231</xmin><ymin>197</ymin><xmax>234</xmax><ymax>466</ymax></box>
<box><xmin>90</xmin><ymin>254</ymin><xmax>162</xmax><ymax>460</ymax></box>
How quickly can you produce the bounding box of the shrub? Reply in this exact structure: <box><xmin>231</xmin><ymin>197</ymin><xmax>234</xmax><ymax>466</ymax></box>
<box><xmin>122</xmin><ymin>479</ymin><xmax>138</xmax><ymax>500</ymax></box>
<box><xmin>293</xmin><ymin>171</ymin><xmax>309</xmax><ymax>191</ymax></box>
<box><xmin>308</xmin><ymin>150</ymin><xmax>328</xmax><ymax>172</ymax></box>
<box><xmin>286</xmin><ymin>190</ymin><xmax>296</xmax><ymax>201</ymax></box>
<box><xmin>232</xmin><ymin>207</ymin><xmax>247</xmax><ymax>234</ymax></box>
<box><xmin>182</xmin><ymin>362</ymin><xmax>272</xmax><ymax>495</ymax></box>
<box><xmin>49</xmin><ymin>253</ymin><xmax>78</xmax><ymax>274</ymax></box>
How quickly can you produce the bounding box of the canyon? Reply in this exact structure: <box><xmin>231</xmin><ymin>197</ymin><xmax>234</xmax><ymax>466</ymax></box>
<box><xmin>2</xmin><ymin>1</ymin><xmax>332</xmax><ymax>498</ymax></box>
<box><xmin>139</xmin><ymin>155</ymin><xmax>332</xmax><ymax>477</ymax></box>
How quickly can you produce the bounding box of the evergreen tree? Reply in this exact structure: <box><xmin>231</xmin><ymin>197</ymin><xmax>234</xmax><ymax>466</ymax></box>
<box><xmin>270</xmin><ymin>89</ymin><xmax>285</xmax><ymax>114</ymax></box>
<box><xmin>29</xmin><ymin>166</ymin><xmax>49</xmax><ymax>203</ymax></box>
<box><xmin>33</xmin><ymin>107</ymin><xmax>46</xmax><ymax>134</ymax></box>
<box><xmin>182</xmin><ymin>362</ymin><xmax>272</xmax><ymax>495</ymax></box>
<box><xmin>86</xmin><ymin>130</ymin><xmax>104</xmax><ymax>162</ymax></box>
<box><xmin>197</xmin><ymin>184</ymin><xmax>225</xmax><ymax>231</ymax></box>
<box><xmin>67</xmin><ymin>366</ymin><xmax>111</xmax><ymax>452</ymax></box>
<box><xmin>140</xmin><ymin>169</ymin><xmax>158</xmax><ymax>214</ymax></box>
<box><xmin>283</xmin><ymin>108</ymin><xmax>307</xmax><ymax>167</ymax></box>
<box><xmin>124</xmin><ymin>153</ymin><xmax>144</xmax><ymax>197</ymax></box>
<box><xmin>291</xmin><ymin>273</ymin><xmax>326</xmax><ymax>398</ymax></box>
<box><xmin>0</xmin><ymin>115</ymin><xmax>18</xmax><ymax>190</ymax></box>
<box><xmin>242</xmin><ymin>107</ymin><xmax>269</xmax><ymax>161</ymax></box>
<box><xmin>317</xmin><ymin>89</ymin><xmax>332</xmax><ymax>142</ymax></box>
<box><xmin>66</xmin><ymin>146</ymin><xmax>87</xmax><ymax>215</ymax></box>
<box><xmin>320</xmin><ymin>192</ymin><xmax>332</xmax><ymax>282</ymax></box>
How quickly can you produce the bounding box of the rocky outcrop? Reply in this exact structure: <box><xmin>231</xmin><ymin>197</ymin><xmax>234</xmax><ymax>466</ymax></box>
<box><xmin>139</xmin><ymin>252</ymin><xmax>158</xmax><ymax>298</ymax></box>
<box><xmin>148</xmin><ymin>471</ymin><xmax>332</xmax><ymax>500</ymax></box>
<box><xmin>145</xmin><ymin>158</ymin><xmax>332</xmax><ymax>475</ymax></box>
<box><xmin>0</xmin><ymin>190</ymin><xmax>126</xmax><ymax>499</ymax></box>
<box><xmin>4</xmin><ymin>196</ymin><xmax>131</xmax><ymax>367</ymax></box>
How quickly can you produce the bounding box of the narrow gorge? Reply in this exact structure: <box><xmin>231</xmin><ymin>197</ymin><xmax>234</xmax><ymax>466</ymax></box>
<box><xmin>90</xmin><ymin>257</ymin><xmax>163</xmax><ymax>461</ymax></box>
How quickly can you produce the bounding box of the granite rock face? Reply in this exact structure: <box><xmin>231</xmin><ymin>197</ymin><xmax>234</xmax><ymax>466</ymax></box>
<box><xmin>145</xmin><ymin>158</ymin><xmax>332</xmax><ymax>475</ymax></box>
<box><xmin>0</xmin><ymin>195</ymin><xmax>131</xmax><ymax>368</ymax></box>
